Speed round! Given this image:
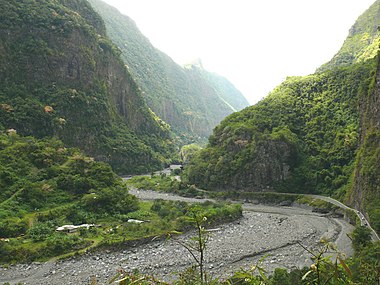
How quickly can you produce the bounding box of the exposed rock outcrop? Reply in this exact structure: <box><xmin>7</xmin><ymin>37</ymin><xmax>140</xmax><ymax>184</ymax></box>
<box><xmin>349</xmin><ymin>56</ymin><xmax>380</xmax><ymax>230</ymax></box>
<box><xmin>0</xmin><ymin>0</ymin><xmax>173</xmax><ymax>173</ymax></box>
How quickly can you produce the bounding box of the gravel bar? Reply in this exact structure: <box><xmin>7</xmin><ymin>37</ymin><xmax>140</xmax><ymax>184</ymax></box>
<box><xmin>0</xmin><ymin>190</ymin><xmax>354</xmax><ymax>285</ymax></box>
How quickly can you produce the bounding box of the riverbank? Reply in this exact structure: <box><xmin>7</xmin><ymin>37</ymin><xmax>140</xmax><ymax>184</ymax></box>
<box><xmin>0</xmin><ymin>191</ymin><xmax>354</xmax><ymax>285</ymax></box>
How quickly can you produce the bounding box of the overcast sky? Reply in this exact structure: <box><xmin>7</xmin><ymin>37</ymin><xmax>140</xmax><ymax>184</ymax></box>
<box><xmin>101</xmin><ymin>0</ymin><xmax>375</xmax><ymax>104</ymax></box>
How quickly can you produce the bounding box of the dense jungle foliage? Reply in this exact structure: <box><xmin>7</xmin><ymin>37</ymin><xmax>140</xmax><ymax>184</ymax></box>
<box><xmin>0</xmin><ymin>133</ymin><xmax>242</xmax><ymax>263</ymax></box>
<box><xmin>185</xmin><ymin>60</ymin><xmax>375</xmax><ymax>194</ymax></box>
<box><xmin>87</xmin><ymin>0</ymin><xmax>249</xmax><ymax>143</ymax></box>
<box><xmin>0</xmin><ymin>0</ymin><xmax>175</xmax><ymax>174</ymax></box>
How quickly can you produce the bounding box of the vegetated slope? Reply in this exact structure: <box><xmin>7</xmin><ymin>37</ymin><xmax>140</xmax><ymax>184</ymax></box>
<box><xmin>184</xmin><ymin>0</ymin><xmax>380</xmax><ymax>231</ymax></box>
<box><xmin>185</xmin><ymin>62</ymin><xmax>374</xmax><ymax>194</ymax></box>
<box><xmin>0</xmin><ymin>133</ymin><xmax>138</xmax><ymax>262</ymax></box>
<box><xmin>0</xmin><ymin>0</ymin><xmax>175</xmax><ymax>174</ymax></box>
<box><xmin>349</xmin><ymin>55</ymin><xmax>380</xmax><ymax>233</ymax></box>
<box><xmin>87</xmin><ymin>0</ymin><xmax>250</xmax><ymax>142</ymax></box>
<box><xmin>183</xmin><ymin>60</ymin><xmax>250</xmax><ymax>112</ymax></box>
<box><xmin>318</xmin><ymin>0</ymin><xmax>380</xmax><ymax>72</ymax></box>
<box><xmin>0</xmin><ymin>134</ymin><xmax>242</xmax><ymax>263</ymax></box>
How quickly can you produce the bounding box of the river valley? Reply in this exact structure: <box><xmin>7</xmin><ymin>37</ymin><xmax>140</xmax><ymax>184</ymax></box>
<box><xmin>0</xmin><ymin>190</ymin><xmax>354</xmax><ymax>285</ymax></box>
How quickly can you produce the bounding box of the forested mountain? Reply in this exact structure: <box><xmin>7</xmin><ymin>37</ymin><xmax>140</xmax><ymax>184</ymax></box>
<box><xmin>184</xmin><ymin>0</ymin><xmax>380</xmax><ymax>232</ymax></box>
<box><xmin>318</xmin><ymin>0</ymin><xmax>380</xmax><ymax>72</ymax></box>
<box><xmin>0</xmin><ymin>0</ymin><xmax>175</xmax><ymax>174</ymax></box>
<box><xmin>87</xmin><ymin>0</ymin><xmax>250</xmax><ymax>142</ymax></box>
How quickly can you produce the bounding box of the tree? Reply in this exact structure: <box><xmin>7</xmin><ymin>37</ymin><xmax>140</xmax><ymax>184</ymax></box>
<box><xmin>351</xmin><ymin>226</ymin><xmax>372</xmax><ymax>253</ymax></box>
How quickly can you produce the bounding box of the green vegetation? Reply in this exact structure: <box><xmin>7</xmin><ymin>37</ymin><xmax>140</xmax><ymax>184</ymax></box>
<box><xmin>127</xmin><ymin>174</ymin><xmax>208</xmax><ymax>198</ymax></box>
<box><xmin>101</xmin><ymin>226</ymin><xmax>379</xmax><ymax>285</ymax></box>
<box><xmin>0</xmin><ymin>133</ymin><xmax>134</xmax><ymax>262</ymax></box>
<box><xmin>356</xmin><ymin>136</ymin><xmax>380</xmax><ymax>233</ymax></box>
<box><xmin>184</xmin><ymin>60</ymin><xmax>376</xmax><ymax>195</ymax></box>
<box><xmin>128</xmin><ymin>174</ymin><xmax>180</xmax><ymax>192</ymax></box>
<box><xmin>87</xmin><ymin>0</ymin><xmax>249</xmax><ymax>143</ymax></box>
<box><xmin>318</xmin><ymin>0</ymin><xmax>380</xmax><ymax>71</ymax></box>
<box><xmin>181</xmin><ymin>0</ymin><xmax>380</xmax><ymax>232</ymax></box>
<box><xmin>180</xmin><ymin>144</ymin><xmax>203</xmax><ymax>165</ymax></box>
<box><xmin>0</xmin><ymin>0</ymin><xmax>175</xmax><ymax>174</ymax></box>
<box><xmin>0</xmin><ymin>132</ymin><xmax>241</xmax><ymax>263</ymax></box>
<box><xmin>350</xmin><ymin>75</ymin><xmax>380</xmax><ymax>233</ymax></box>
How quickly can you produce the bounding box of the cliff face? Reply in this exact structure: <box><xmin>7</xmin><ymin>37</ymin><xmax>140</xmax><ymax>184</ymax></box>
<box><xmin>237</xmin><ymin>140</ymin><xmax>293</xmax><ymax>191</ymax></box>
<box><xmin>87</xmin><ymin>0</ymin><xmax>250</xmax><ymax>143</ymax></box>
<box><xmin>350</xmin><ymin>57</ymin><xmax>380</xmax><ymax>231</ymax></box>
<box><xmin>0</xmin><ymin>0</ymin><xmax>174</xmax><ymax>173</ymax></box>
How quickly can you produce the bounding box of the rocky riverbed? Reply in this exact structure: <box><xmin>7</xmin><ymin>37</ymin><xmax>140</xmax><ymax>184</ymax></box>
<box><xmin>0</xmin><ymin>190</ymin><xmax>354</xmax><ymax>285</ymax></box>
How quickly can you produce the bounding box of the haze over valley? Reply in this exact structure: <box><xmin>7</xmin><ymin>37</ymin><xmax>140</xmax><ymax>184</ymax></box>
<box><xmin>0</xmin><ymin>0</ymin><xmax>379</xmax><ymax>284</ymax></box>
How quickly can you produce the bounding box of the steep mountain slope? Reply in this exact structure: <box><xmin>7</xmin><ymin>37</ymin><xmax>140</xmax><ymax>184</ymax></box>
<box><xmin>318</xmin><ymin>0</ymin><xmax>380</xmax><ymax>72</ymax></box>
<box><xmin>350</xmin><ymin>55</ymin><xmax>380</xmax><ymax>232</ymax></box>
<box><xmin>0</xmin><ymin>0</ymin><xmax>174</xmax><ymax>174</ymax></box>
<box><xmin>185</xmin><ymin>63</ymin><xmax>374</xmax><ymax>193</ymax></box>
<box><xmin>87</xmin><ymin>0</ymin><xmax>250</xmax><ymax>142</ymax></box>
<box><xmin>184</xmin><ymin>61</ymin><xmax>250</xmax><ymax>112</ymax></box>
<box><xmin>184</xmin><ymin>1</ymin><xmax>380</xmax><ymax>231</ymax></box>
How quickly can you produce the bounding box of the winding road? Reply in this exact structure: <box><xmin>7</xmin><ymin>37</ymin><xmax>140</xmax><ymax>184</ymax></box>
<box><xmin>308</xmin><ymin>195</ymin><xmax>379</xmax><ymax>241</ymax></box>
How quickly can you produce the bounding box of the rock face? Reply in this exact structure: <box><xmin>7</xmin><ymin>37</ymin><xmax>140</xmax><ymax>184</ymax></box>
<box><xmin>224</xmin><ymin>140</ymin><xmax>294</xmax><ymax>191</ymax></box>
<box><xmin>87</xmin><ymin>0</ymin><xmax>250</xmax><ymax>143</ymax></box>
<box><xmin>185</xmin><ymin>122</ymin><xmax>299</xmax><ymax>191</ymax></box>
<box><xmin>241</xmin><ymin>141</ymin><xmax>292</xmax><ymax>190</ymax></box>
<box><xmin>349</xmin><ymin>58</ymin><xmax>380</xmax><ymax>228</ymax></box>
<box><xmin>0</xmin><ymin>0</ymin><xmax>174</xmax><ymax>173</ymax></box>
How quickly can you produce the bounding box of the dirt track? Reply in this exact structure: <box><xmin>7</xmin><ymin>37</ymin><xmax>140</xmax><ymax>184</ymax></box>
<box><xmin>0</xmin><ymin>190</ymin><xmax>354</xmax><ymax>285</ymax></box>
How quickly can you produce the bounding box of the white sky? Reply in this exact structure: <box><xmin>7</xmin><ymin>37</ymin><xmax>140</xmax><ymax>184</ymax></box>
<box><xmin>101</xmin><ymin>0</ymin><xmax>375</xmax><ymax>104</ymax></box>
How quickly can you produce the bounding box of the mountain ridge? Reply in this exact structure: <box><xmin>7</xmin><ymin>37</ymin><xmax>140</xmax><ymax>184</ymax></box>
<box><xmin>0</xmin><ymin>0</ymin><xmax>174</xmax><ymax>174</ymax></box>
<box><xmin>87</xmin><ymin>0</ymin><xmax>250</xmax><ymax>142</ymax></box>
<box><xmin>318</xmin><ymin>0</ymin><xmax>380</xmax><ymax>72</ymax></box>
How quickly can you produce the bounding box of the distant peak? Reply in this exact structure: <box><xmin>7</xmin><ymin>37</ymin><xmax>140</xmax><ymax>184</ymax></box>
<box><xmin>184</xmin><ymin>58</ymin><xmax>204</xmax><ymax>69</ymax></box>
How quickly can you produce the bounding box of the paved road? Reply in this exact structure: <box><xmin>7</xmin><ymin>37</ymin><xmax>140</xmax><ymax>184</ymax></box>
<box><xmin>308</xmin><ymin>195</ymin><xmax>379</xmax><ymax>241</ymax></box>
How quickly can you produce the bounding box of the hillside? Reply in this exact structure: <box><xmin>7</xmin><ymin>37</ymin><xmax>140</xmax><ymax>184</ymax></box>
<box><xmin>0</xmin><ymin>133</ymin><xmax>242</xmax><ymax>263</ymax></box>
<box><xmin>349</xmin><ymin>56</ymin><xmax>380</xmax><ymax>233</ymax></box>
<box><xmin>318</xmin><ymin>0</ymin><xmax>380</xmax><ymax>71</ymax></box>
<box><xmin>0</xmin><ymin>0</ymin><xmax>175</xmax><ymax>174</ymax></box>
<box><xmin>0</xmin><ymin>133</ymin><xmax>138</xmax><ymax>262</ymax></box>
<box><xmin>87</xmin><ymin>0</ymin><xmax>250</xmax><ymax>142</ymax></box>
<box><xmin>184</xmin><ymin>1</ymin><xmax>380</xmax><ymax>232</ymax></box>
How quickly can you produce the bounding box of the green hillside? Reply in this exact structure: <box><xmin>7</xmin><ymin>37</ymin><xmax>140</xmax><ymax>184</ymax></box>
<box><xmin>87</xmin><ymin>0</ymin><xmax>250</xmax><ymax>142</ymax></box>
<box><xmin>0</xmin><ymin>133</ymin><xmax>138</xmax><ymax>261</ymax></box>
<box><xmin>0</xmin><ymin>0</ymin><xmax>176</xmax><ymax>174</ymax></box>
<box><xmin>185</xmin><ymin>62</ymin><xmax>374</xmax><ymax>193</ymax></box>
<box><xmin>184</xmin><ymin>1</ymin><xmax>380</xmax><ymax>232</ymax></box>
<box><xmin>318</xmin><ymin>0</ymin><xmax>380</xmax><ymax>71</ymax></box>
<box><xmin>349</xmin><ymin>60</ymin><xmax>380</xmax><ymax>233</ymax></box>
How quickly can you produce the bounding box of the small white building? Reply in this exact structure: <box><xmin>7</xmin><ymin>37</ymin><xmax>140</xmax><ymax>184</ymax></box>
<box><xmin>56</xmin><ymin>224</ymin><xmax>96</xmax><ymax>233</ymax></box>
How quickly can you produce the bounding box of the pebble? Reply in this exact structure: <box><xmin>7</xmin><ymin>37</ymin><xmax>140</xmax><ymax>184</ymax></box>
<box><xmin>0</xmin><ymin>192</ymin><xmax>354</xmax><ymax>285</ymax></box>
